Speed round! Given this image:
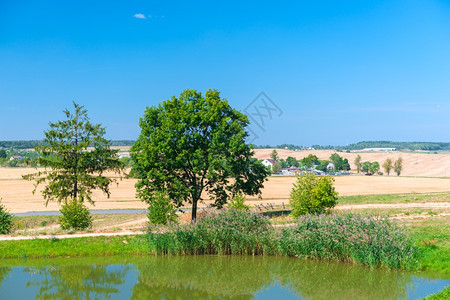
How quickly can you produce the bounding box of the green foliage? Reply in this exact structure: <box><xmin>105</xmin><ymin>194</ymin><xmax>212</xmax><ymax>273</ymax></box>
<box><xmin>285</xmin><ymin>156</ymin><xmax>299</xmax><ymax>167</ymax></box>
<box><xmin>0</xmin><ymin>149</ymin><xmax>6</xmax><ymax>158</ymax></box>
<box><xmin>147</xmin><ymin>191</ymin><xmax>178</xmax><ymax>225</ymax></box>
<box><xmin>354</xmin><ymin>154</ymin><xmax>362</xmax><ymax>173</ymax></box>
<box><xmin>228</xmin><ymin>193</ymin><xmax>250</xmax><ymax>211</ymax></box>
<box><xmin>289</xmin><ymin>173</ymin><xmax>338</xmax><ymax>216</ymax></box>
<box><xmin>361</xmin><ymin>161</ymin><xmax>380</xmax><ymax>175</ymax></box>
<box><xmin>270</xmin><ymin>149</ymin><xmax>279</xmax><ymax>161</ymax></box>
<box><xmin>329</xmin><ymin>153</ymin><xmax>350</xmax><ymax>171</ymax></box>
<box><xmin>383</xmin><ymin>158</ymin><xmax>393</xmax><ymax>175</ymax></box>
<box><xmin>301</xmin><ymin>154</ymin><xmax>319</xmax><ymax>168</ymax></box>
<box><xmin>0</xmin><ymin>199</ymin><xmax>13</xmax><ymax>234</ymax></box>
<box><xmin>0</xmin><ymin>235</ymin><xmax>152</xmax><ymax>259</ymax></box>
<box><xmin>315</xmin><ymin>160</ymin><xmax>331</xmax><ymax>172</ymax></box>
<box><xmin>279</xmin><ymin>213</ymin><xmax>418</xmax><ymax>269</ymax></box>
<box><xmin>132</xmin><ymin>89</ymin><xmax>269</xmax><ymax>221</ymax></box>
<box><xmin>23</xmin><ymin>102</ymin><xmax>124</xmax><ymax>206</ymax></box>
<box><xmin>272</xmin><ymin>162</ymin><xmax>282</xmax><ymax>174</ymax></box>
<box><xmin>58</xmin><ymin>200</ymin><xmax>93</xmax><ymax>230</ymax></box>
<box><xmin>147</xmin><ymin>210</ymin><xmax>276</xmax><ymax>255</ymax></box>
<box><xmin>394</xmin><ymin>157</ymin><xmax>403</xmax><ymax>176</ymax></box>
<box><xmin>344</xmin><ymin>141</ymin><xmax>450</xmax><ymax>151</ymax></box>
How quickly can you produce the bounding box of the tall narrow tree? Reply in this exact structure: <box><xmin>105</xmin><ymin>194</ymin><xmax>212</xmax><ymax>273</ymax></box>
<box><xmin>383</xmin><ymin>158</ymin><xmax>393</xmax><ymax>175</ymax></box>
<box><xmin>23</xmin><ymin>102</ymin><xmax>124</xmax><ymax>229</ymax></box>
<box><xmin>394</xmin><ymin>157</ymin><xmax>403</xmax><ymax>176</ymax></box>
<box><xmin>354</xmin><ymin>155</ymin><xmax>362</xmax><ymax>173</ymax></box>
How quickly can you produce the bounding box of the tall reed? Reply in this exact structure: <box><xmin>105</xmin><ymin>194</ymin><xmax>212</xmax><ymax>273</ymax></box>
<box><xmin>279</xmin><ymin>213</ymin><xmax>418</xmax><ymax>269</ymax></box>
<box><xmin>147</xmin><ymin>210</ymin><xmax>277</xmax><ymax>255</ymax></box>
<box><xmin>146</xmin><ymin>210</ymin><xmax>418</xmax><ymax>269</ymax></box>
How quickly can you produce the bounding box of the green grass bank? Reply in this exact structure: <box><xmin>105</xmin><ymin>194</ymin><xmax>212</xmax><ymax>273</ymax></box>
<box><xmin>2</xmin><ymin>210</ymin><xmax>447</xmax><ymax>275</ymax></box>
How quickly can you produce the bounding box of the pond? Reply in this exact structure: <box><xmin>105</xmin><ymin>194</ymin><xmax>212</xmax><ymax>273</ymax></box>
<box><xmin>0</xmin><ymin>256</ymin><xmax>448</xmax><ymax>299</ymax></box>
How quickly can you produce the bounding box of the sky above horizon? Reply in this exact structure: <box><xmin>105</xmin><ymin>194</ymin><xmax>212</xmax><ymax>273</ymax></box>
<box><xmin>1</xmin><ymin>0</ymin><xmax>449</xmax><ymax>145</ymax></box>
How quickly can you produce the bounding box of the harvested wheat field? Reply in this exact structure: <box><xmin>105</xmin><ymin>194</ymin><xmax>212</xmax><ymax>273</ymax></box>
<box><xmin>1</xmin><ymin>164</ymin><xmax>450</xmax><ymax>213</ymax></box>
<box><xmin>254</xmin><ymin>149</ymin><xmax>450</xmax><ymax>177</ymax></box>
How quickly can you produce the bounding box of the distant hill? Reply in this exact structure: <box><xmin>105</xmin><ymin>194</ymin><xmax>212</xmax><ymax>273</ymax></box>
<box><xmin>2</xmin><ymin>140</ymin><xmax>450</xmax><ymax>151</ymax></box>
<box><xmin>0</xmin><ymin>140</ymin><xmax>135</xmax><ymax>149</ymax></box>
<box><xmin>253</xmin><ymin>141</ymin><xmax>450</xmax><ymax>151</ymax></box>
<box><xmin>342</xmin><ymin>141</ymin><xmax>450</xmax><ymax>151</ymax></box>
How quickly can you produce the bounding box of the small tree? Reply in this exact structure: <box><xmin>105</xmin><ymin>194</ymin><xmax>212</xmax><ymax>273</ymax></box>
<box><xmin>354</xmin><ymin>155</ymin><xmax>362</xmax><ymax>173</ymax></box>
<box><xmin>394</xmin><ymin>157</ymin><xmax>403</xmax><ymax>176</ymax></box>
<box><xmin>272</xmin><ymin>162</ymin><xmax>282</xmax><ymax>174</ymax></box>
<box><xmin>285</xmin><ymin>156</ymin><xmax>299</xmax><ymax>167</ymax></box>
<box><xmin>372</xmin><ymin>161</ymin><xmax>380</xmax><ymax>174</ymax></box>
<box><xmin>383</xmin><ymin>158</ymin><xmax>393</xmax><ymax>175</ymax></box>
<box><xmin>301</xmin><ymin>154</ymin><xmax>319</xmax><ymax>169</ymax></box>
<box><xmin>23</xmin><ymin>102</ymin><xmax>124</xmax><ymax>230</ymax></box>
<box><xmin>0</xmin><ymin>199</ymin><xmax>13</xmax><ymax>234</ymax></box>
<box><xmin>270</xmin><ymin>149</ymin><xmax>279</xmax><ymax>161</ymax></box>
<box><xmin>147</xmin><ymin>191</ymin><xmax>178</xmax><ymax>225</ymax></box>
<box><xmin>290</xmin><ymin>173</ymin><xmax>338</xmax><ymax>216</ymax></box>
<box><xmin>228</xmin><ymin>192</ymin><xmax>250</xmax><ymax>211</ymax></box>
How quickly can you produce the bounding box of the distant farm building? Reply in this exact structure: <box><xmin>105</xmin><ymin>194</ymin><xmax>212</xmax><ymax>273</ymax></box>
<box><xmin>326</xmin><ymin>163</ymin><xmax>335</xmax><ymax>171</ymax></box>
<box><xmin>262</xmin><ymin>158</ymin><xmax>277</xmax><ymax>170</ymax></box>
<box><xmin>360</xmin><ymin>148</ymin><xmax>397</xmax><ymax>152</ymax></box>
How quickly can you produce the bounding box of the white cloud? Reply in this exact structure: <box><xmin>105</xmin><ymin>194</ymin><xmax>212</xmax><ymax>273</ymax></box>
<box><xmin>133</xmin><ymin>13</ymin><xmax>146</xmax><ymax>19</ymax></box>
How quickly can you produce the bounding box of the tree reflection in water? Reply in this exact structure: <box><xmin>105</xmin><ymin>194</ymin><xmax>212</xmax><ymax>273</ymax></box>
<box><xmin>131</xmin><ymin>256</ymin><xmax>413</xmax><ymax>299</ymax></box>
<box><xmin>23</xmin><ymin>263</ymin><xmax>130</xmax><ymax>299</ymax></box>
<box><xmin>0</xmin><ymin>267</ymin><xmax>12</xmax><ymax>287</ymax></box>
<box><xmin>0</xmin><ymin>255</ymin><xmax>426</xmax><ymax>299</ymax></box>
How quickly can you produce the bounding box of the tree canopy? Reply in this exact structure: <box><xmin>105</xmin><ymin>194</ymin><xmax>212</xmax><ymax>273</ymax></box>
<box><xmin>131</xmin><ymin>89</ymin><xmax>269</xmax><ymax>220</ymax></box>
<box><xmin>23</xmin><ymin>102</ymin><xmax>124</xmax><ymax>206</ymax></box>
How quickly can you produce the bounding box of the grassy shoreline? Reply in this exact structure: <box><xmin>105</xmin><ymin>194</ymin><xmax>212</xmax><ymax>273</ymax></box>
<box><xmin>1</xmin><ymin>214</ymin><xmax>448</xmax><ymax>276</ymax></box>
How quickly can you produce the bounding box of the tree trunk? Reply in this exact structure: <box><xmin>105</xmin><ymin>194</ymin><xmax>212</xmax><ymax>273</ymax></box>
<box><xmin>191</xmin><ymin>199</ymin><xmax>197</xmax><ymax>221</ymax></box>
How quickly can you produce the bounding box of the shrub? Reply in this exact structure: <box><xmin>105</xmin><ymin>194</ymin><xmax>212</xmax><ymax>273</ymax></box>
<box><xmin>147</xmin><ymin>191</ymin><xmax>178</xmax><ymax>225</ymax></box>
<box><xmin>227</xmin><ymin>193</ymin><xmax>250</xmax><ymax>211</ymax></box>
<box><xmin>279</xmin><ymin>213</ymin><xmax>418</xmax><ymax>269</ymax></box>
<box><xmin>290</xmin><ymin>173</ymin><xmax>338</xmax><ymax>216</ymax></box>
<box><xmin>59</xmin><ymin>200</ymin><xmax>92</xmax><ymax>230</ymax></box>
<box><xmin>0</xmin><ymin>200</ymin><xmax>13</xmax><ymax>234</ymax></box>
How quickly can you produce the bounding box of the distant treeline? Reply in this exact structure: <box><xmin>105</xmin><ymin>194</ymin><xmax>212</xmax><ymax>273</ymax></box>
<box><xmin>253</xmin><ymin>141</ymin><xmax>450</xmax><ymax>151</ymax></box>
<box><xmin>2</xmin><ymin>140</ymin><xmax>450</xmax><ymax>151</ymax></box>
<box><xmin>343</xmin><ymin>141</ymin><xmax>450</xmax><ymax>151</ymax></box>
<box><xmin>0</xmin><ymin>140</ymin><xmax>135</xmax><ymax>149</ymax></box>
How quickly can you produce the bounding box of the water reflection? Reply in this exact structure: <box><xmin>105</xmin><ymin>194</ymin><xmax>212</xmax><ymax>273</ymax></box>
<box><xmin>24</xmin><ymin>264</ymin><xmax>130</xmax><ymax>299</ymax></box>
<box><xmin>0</xmin><ymin>256</ymin><xmax>448</xmax><ymax>299</ymax></box>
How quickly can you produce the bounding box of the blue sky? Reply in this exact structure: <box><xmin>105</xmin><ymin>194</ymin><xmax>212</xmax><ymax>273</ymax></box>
<box><xmin>1</xmin><ymin>0</ymin><xmax>449</xmax><ymax>145</ymax></box>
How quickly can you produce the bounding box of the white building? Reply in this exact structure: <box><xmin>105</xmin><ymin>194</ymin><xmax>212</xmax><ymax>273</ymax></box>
<box><xmin>262</xmin><ymin>158</ymin><xmax>277</xmax><ymax>171</ymax></box>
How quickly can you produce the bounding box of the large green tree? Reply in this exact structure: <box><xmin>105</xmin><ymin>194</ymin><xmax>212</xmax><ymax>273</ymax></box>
<box><xmin>330</xmin><ymin>153</ymin><xmax>350</xmax><ymax>171</ymax></box>
<box><xmin>23</xmin><ymin>102</ymin><xmax>123</xmax><ymax>228</ymax></box>
<box><xmin>131</xmin><ymin>89</ymin><xmax>269</xmax><ymax>220</ymax></box>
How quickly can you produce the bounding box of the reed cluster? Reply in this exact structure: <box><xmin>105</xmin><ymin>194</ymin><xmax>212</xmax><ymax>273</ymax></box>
<box><xmin>279</xmin><ymin>213</ymin><xmax>418</xmax><ymax>269</ymax></box>
<box><xmin>147</xmin><ymin>210</ymin><xmax>418</xmax><ymax>269</ymax></box>
<box><xmin>147</xmin><ymin>210</ymin><xmax>277</xmax><ymax>255</ymax></box>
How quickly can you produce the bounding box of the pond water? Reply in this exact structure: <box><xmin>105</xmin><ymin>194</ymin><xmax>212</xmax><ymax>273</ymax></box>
<box><xmin>0</xmin><ymin>256</ymin><xmax>448</xmax><ymax>299</ymax></box>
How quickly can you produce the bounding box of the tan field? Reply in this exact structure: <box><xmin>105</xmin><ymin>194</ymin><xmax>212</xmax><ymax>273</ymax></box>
<box><xmin>254</xmin><ymin>149</ymin><xmax>450</xmax><ymax>177</ymax></box>
<box><xmin>1</xmin><ymin>160</ymin><xmax>450</xmax><ymax>213</ymax></box>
